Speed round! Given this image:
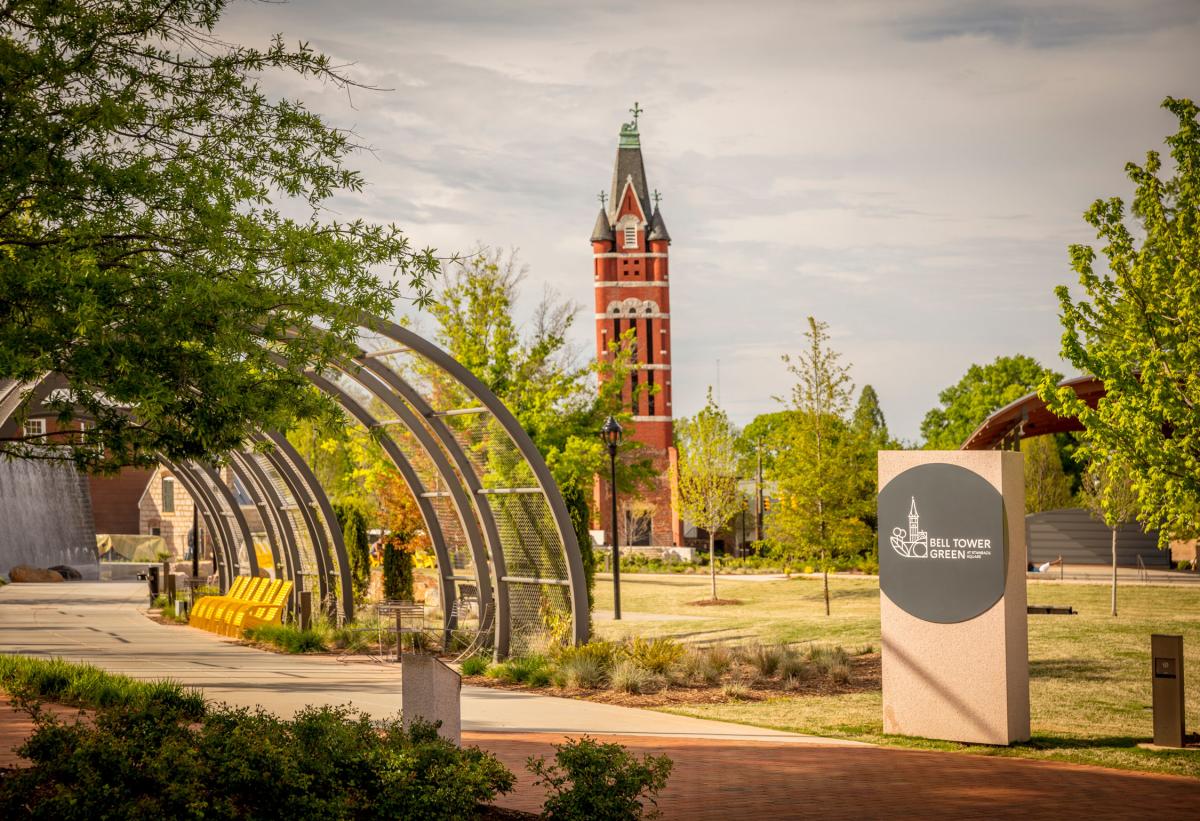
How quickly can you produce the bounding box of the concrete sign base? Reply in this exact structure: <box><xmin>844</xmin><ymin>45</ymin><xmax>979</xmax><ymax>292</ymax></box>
<box><xmin>879</xmin><ymin>450</ymin><xmax>1030</xmax><ymax>745</ymax></box>
<box><xmin>401</xmin><ymin>654</ymin><xmax>462</xmax><ymax>745</ymax></box>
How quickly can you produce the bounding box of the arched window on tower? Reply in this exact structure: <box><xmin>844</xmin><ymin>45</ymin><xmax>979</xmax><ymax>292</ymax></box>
<box><xmin>623</xmin><ymin>223</ymin><xmax>637</xmax><ymax>249</ymax></box>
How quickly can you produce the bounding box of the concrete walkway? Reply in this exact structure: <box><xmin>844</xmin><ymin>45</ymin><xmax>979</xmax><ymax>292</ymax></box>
<box><xmin>0</xmin><ymin>581</ymin><xmax>851</xmax><ymax>744</ymax></box>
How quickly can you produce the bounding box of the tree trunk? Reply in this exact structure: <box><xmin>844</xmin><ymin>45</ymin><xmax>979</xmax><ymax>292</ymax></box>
<box><xmin>1111</xmin><ymin>526</ymin><xmax>1118</xmax><ymax>617</ymax></box>
<box><xmin>709</xmin><ymin>532</ymin><xmax>717</xmax><ymax>601</ymax></box>
<box><xmin>822</xmin><ymin>549</ymin><xmax>830</xmax><ymax>616</ymax></box>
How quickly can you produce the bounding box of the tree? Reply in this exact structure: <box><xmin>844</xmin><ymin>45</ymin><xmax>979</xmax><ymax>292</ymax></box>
<box><xmin>0</xmin><ymin>0</ymin><xmax>438</xmax><ymax>472</ymax></box>
<box><xmin>1080</xmin><ymin>459</ymin><xmax>1140</xmax><ymax>617</ymax></box>
<box><xmin>853</xmin><ymin>385</ymin><xmax>891</xmax><ymax>448</ymax></box>
<box><xmin>1043</xmin><ymin>97</ymin><xmax>1200</xmax><ymax>545</ymax></box>
<box><xmin>771</xmin><ymin>317</ymin><xmax>870</xmax><ymax>614</ymax></box>
<box><xmin>1022</xmin><ymin>435</ymin><xmax>1074</xmax><ymax>514</ymax></box>
<box><xmin>921</xmin><ymin>356</ymin><xmax>1060</xmax><ymax>449</ymax></box>
<box><xmin>675</xmin><ymin>389</ymin><xmax>742</xmax><ymax>601</ymax></box>
<box><xmin>332</xmin><ymin>501</ymin><xmax>371</xmax><ymax>603</ymax></box>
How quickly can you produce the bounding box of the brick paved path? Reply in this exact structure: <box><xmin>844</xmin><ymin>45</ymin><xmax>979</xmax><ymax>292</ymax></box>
<box><xmin>465</xmin><ymin>731</ymin><xmax>1200</xmax><ymax>820</ymax></box>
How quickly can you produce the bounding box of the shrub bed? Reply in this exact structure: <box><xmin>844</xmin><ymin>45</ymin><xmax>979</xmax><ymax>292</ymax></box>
<box><xmin>1</xmin><ymin>702</ymin><xmax>514</xmax><ymax>820</ymax></box>
<box><xmin>463</xmin><ymin>638</ymin><xmax>877</xmax><ymax>706</ymax></box>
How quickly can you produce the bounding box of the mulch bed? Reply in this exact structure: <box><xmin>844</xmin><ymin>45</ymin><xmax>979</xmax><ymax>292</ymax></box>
<box><xmin>463</xmin><ymin>653</ymin><xmax>881</xmax><ymax>708</ymax></box>
<box><xmin>687</xmin><ymin>598</ymin><xmax>743</xmax><ymax>607</ymax></box>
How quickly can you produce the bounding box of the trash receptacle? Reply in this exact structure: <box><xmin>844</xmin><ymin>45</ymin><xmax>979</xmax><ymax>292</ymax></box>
<box><xmin>147</xmin><ymin>566</ymin><xmax>160</xmax><ymax>605</ymax></box>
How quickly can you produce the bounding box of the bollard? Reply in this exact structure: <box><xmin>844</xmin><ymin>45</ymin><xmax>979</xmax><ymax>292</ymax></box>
<box><xmin>147</xmin><ymin>566</ymin><xmax>160</xmax><ymax>605</ymax></box>
<box><xmin>299</xmin><ymin>590</ymin><xmax>312</xmax><ymax>632</ymax></box>
<box><xmin>1151</xmin><ymin>634</ymin><xmax>1185</xmax><ymax>747</ymax></box>
<box><xmin>165</xmin><ymin>572</ymin><xmax>177</xmax><ymax>604</ymax></box>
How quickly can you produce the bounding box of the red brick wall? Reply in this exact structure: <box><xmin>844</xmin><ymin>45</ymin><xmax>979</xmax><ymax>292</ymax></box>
<box><xmin>89</xmin><ymin>469</ymin><xmax>153</xmax><ymax>534</ymax></box>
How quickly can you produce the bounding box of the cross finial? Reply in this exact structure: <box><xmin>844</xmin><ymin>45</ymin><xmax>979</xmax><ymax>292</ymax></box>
<box><xmin>652</xmin><ymin>189</ymin><xmax>662</xmax><ymax>207</ymax></box>
<box><xmin>598</xmin><ymin>191</ymin><xmax>608</xmax><ymax>207</ymax></box>
<box><xmin>629</xmin><ymin>101</ymin><xmax>643</xmax><ymax>127</ymax></box>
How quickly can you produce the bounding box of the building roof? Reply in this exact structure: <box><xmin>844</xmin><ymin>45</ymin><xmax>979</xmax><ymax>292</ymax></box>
<box><xmin>609</xmin><ymin>122</ymin><xmax>651</xmax><ymax>221</ymax></box>
<box><xmin>960</xmin><ymin>374</ymin><xmax>1105</xmax><ymax>450</ymax></box>
<box><xmin>590</xmin><ymin>207</ymin><xmax>614</xmax><ymax>242</ymax></box>
<box><xmin>648</xmin><ymin>207</ymin><xmax>671</xmax><ymax>242</ymax></box>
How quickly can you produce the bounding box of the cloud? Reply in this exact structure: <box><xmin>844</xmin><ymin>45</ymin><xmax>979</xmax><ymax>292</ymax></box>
<box><xmin>215</xmin><ymin>0</ymin><xmax>1200</xmax><ymax>440</ymax></box>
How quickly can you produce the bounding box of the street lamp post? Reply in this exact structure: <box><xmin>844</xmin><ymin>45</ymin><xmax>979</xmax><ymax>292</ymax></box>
<box><xmin>601</xmin><ymin>416</ymin><xmax>623</xmax><ymax>620</ymax></box>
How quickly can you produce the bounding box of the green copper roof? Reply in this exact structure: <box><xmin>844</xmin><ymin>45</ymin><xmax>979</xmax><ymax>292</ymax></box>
<box><xmin>618</xmin><ymin>121</ymin><xmax>640</xmax><ymax>149</ymax></box>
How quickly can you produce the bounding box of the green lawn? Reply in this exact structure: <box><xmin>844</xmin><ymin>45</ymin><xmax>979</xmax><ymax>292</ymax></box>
<box><xmin>592</xmin><ymin>573</ymin><xmax>1200</xmax><ymax>778</ymax></box>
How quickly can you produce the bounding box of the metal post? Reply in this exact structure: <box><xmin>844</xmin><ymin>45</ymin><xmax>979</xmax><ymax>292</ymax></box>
<box><xmin>755</xmin><ymin>438</ymin><xmax>764</xmax><ymax>548</ymax></box>
<box><xmin>609</xmin><ymin>448</ymin><xmax>621</xmax><ymax>620</ymax></box>
<box><xmin>299</xmin><ymin>590</ymin><xmax>312</xmax><ymax>632</ymax></box>
<box><xmin>191</xmin><ymin>502</ymin><xmax>199</xmax><ymax>580</ymax></box>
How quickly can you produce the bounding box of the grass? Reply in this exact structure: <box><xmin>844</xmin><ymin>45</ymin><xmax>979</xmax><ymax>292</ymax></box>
<box><xmin>0</xmin><ymin>655</ymin><xmax>206</xmax><ymax>718</ymax></box>
<box><xmin>242</xmin><ymin>623</ymin><xmax>329</xmax><ymax>653</ymax></box>
<box><xmin>592</xmin><ymin>573</ymin><xmax>1200</xmax><ymax>778</ymax></box>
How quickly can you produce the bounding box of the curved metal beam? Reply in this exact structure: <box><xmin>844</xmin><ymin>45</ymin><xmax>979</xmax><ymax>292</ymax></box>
<box><xmin>230</xmin><ymin>450</ymin><xmax>305</xmax><ymax>611</ymax></box>
<box><xmin>360</xmin><ymin>314</ymin><xmax>589</xmax><ymax>645</ymax></box>
<box><xmin>301</xmin><ymin>371</ymin><xmax>470</xmax><ymax>632</ymax></box>
<box><xmin>255</xmin><ymin>439</ymin><xmax>333</xmax><ymax>614</ymax></box>
<box><xmin>263</xmin><ymin>432</ymin><xmax>355</xmax><ymax>622</ymax></box>
<box><xmin>193</xmin><ymin>463</ymin><xmax>260</xmax><ymax>577</ymax></box>
<box><xmin>224</xmin><ymin>456</ymin><xmax>286</xmax><ymax>579</ymax></box>
<box><xmin>162</xmin><ymin>458</ymin><xmax>236</xmax><ymax>590</ymax></box>
<box><xmin>348</xmin><ymin>357</ymin><xmax>511</xmax><ymax>654</ymax></box>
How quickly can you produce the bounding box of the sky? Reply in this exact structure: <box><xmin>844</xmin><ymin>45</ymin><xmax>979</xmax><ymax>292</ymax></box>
<box><xmin>219</xmin><ymin>0</ymin><xmax>1200</xmax><ymax>443</ymax></box>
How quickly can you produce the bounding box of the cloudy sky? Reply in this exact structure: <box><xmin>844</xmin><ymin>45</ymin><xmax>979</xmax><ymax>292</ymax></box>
<box><xmin>220</xmin><ymin>0</ymin><xmax>1200</xmax><ymax>442</ymax></box>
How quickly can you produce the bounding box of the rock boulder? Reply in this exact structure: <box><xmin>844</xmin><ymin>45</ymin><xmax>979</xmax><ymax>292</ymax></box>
<box><xmin>9</xmin><ymin>565</ymin><xmax>65</xmax><ymax>583</ymax></box>
<box><xmin>49</xmin><ymin>564</ymin><xmax>83</xmax><ymax>580</ymax></box>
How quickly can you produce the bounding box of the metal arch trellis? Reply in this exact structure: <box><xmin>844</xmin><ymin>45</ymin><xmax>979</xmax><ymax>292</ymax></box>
<box><xmin>0</xmin><ymin>314</ymin><xmax>590</xmax><ymax>655</ymax></box>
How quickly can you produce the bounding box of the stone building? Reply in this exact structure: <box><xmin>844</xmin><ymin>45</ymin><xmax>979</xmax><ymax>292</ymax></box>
<box><xmin>589</xmin><ymin>107</ymin><xmax>682</xmax><ymax>547</ymax></box>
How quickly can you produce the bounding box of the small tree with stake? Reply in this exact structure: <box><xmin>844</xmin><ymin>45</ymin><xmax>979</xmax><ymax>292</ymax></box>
<box><xmin>1080</xmin><ymin>459</ymin><xmax>1139</xmax><ymax>617</ymax></box>
<box><xmin>675</xmin><ymin>389</ymin><xmax>742</xmax><ymax>602</ymax></box>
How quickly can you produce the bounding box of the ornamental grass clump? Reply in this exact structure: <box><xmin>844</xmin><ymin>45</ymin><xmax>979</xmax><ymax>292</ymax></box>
<box><xmin>243</xmin><ymin>623</ymin><xmax>329</xmax><ymax>654</ymax></box>
<box><xmin>460</xmin><ymin>654</ymin><xmax>490</xmax><ymax>677</ymax></box>
<box><xmin>486</xmin><ymin>654</ymin><xmax>552</xmax><ymax>687</ymax></box>
<box><xmin>608</xmin><ymin>660</ymin><xmax>664</xmax><ymax>695</ymax></box>
<box><xmin>624</xmin><ymin>637</ymin><xmax>685</xmax><ymax>675</ymax></box>
<box><xmin>744</xmin><ymin>642</ymin><xmax>790</xmax><ymax>678</ymax></box>
<box><xmin>678</xmin><ymin>644</ymin><xmax>732</xmax><ymax>686</ymax></box>
<box><xmin>807</xmin><ymin>644</ymin><xmax>850</xmax><ymax>674</ymax></box>
<box><xmin>554</xmin><ymin>654</ymin><xmax>608</xmax><ymax>689</ymax></box>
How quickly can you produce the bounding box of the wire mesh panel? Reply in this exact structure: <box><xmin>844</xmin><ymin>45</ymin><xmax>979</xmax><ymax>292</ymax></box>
<box><xmin>365</xmin><ymin>339</ymin><xmax>577</xmax><ymax>655</ymax></box>
<box><xmin>250</xmin><ymin>452</ymin><xmax>321</xmax><ymax>599</ymax></box>
<box><xmin>193</xmin><ymin>468</ymin><xmax>252</xmax><ymax>574</ymax></box>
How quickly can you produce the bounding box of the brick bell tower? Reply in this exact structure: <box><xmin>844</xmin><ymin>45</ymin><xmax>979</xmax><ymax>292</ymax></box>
<box><xmin>591</xmin><ymin>104</ymin><xmax>682</xmax><ymax>548</ymax></box>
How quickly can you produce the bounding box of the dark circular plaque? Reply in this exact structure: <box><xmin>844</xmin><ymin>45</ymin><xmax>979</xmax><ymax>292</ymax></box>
<box><xmin>878</xmin><ymin>463</ymin><xmax>1007</xmax><ymax>624</ymax></box>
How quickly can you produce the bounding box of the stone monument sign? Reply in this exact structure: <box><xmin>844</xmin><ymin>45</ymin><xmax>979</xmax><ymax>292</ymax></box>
<box><xmin>878</xmin><ymin>450</ymin><xmax>1030</xmax><ymax>745</ymax></box>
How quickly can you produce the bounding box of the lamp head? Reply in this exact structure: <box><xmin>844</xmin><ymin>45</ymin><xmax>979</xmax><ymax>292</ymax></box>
<box><xmin>600</xmin><ymin>416</ymin><xmax>623</xmax><ymax>451</ymax></box>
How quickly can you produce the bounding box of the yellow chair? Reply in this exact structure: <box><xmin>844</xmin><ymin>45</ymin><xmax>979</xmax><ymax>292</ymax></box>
<box><xmin>195</xmin><ymin>577</ymin><xmax>264</xmax><ymax>632</ymax></box>
<box><xmin>219</xmin><ymin>579</ymin><xmax>283</xmax><ymax>637</ymax></box>
<box><xmin>239</xmin><ymin>581</ymin><xmax>295</xmax><ymax>634</ymax></box>
<box><xmin>190</xmin><ymin>576</ymin><xmax>252</xmax><ymax>630</ymax></box>
<box><xmin>204</xmin><ymin>577</ymin><xmax>272</xmax><ymax>634</ymax></box>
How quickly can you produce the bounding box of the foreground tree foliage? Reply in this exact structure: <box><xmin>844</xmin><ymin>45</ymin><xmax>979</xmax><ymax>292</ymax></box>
<box><xmin>0</xmin><ymin>0</ymin><xmax>438</xmax><ymax>471</ymax></box>
<box><xmin>1043</xmin><ymin>97</ymin><xmax>1200</xmax><ymax>543</ymax></box>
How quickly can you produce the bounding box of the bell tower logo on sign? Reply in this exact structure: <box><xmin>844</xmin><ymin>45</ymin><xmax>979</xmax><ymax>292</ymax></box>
<box><xmin>890</xmin><ymin>497</ymin><xmax>929</xmax><ymax>558</ymax></box>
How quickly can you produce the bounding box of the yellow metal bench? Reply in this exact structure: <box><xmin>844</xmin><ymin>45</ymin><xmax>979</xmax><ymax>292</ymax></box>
<box><xmin>190</xmin><ymin>576</ymin><xmax>255</xmax><ymax>631</ymax></box>
<box><xmin>220</xmin><ymin>579</ymin><xmax>288</xmax><ymax>637</ymax></box>
<box><xmin>203</xmin><ymin>577</ymin><xmax>274</xmax><ymax>634</ymax></box>
<box><xmin>238</xmin><ymin>580</ymin><xmax>295</xmax><ymax>635</ymax></box>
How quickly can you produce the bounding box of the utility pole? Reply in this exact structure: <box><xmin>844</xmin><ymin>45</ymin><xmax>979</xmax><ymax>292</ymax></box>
<box><xmin>755</xmin><ymin>437</ymin><xmax>764</xmax><ymax>547</ymax></box>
